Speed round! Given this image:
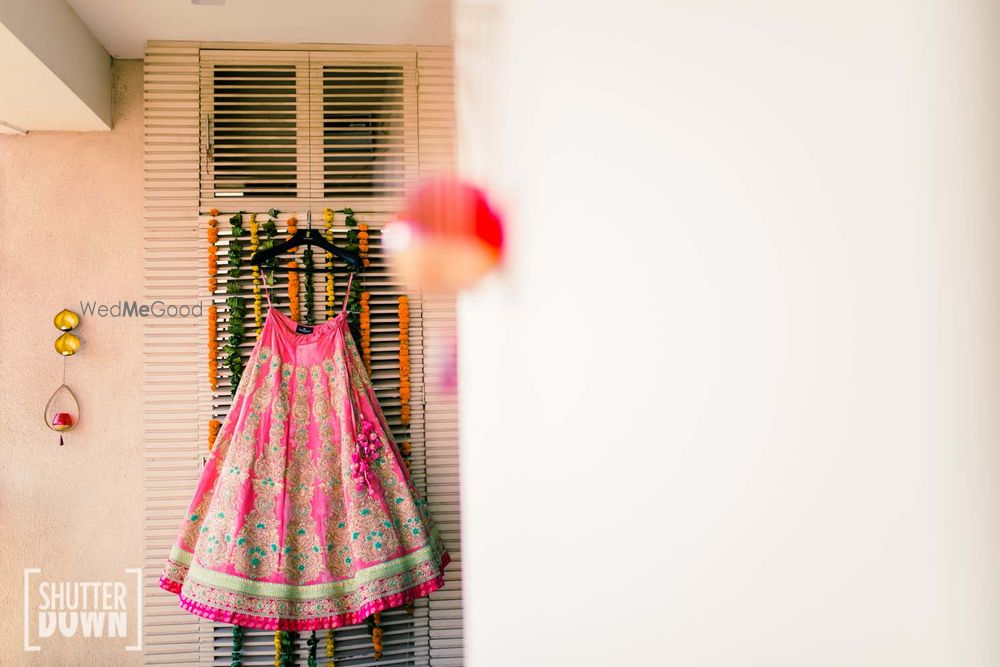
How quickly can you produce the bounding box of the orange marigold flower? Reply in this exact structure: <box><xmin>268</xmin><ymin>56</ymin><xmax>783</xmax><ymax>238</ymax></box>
<box><xmin>208</xmin><ymin>419</ymin><xmax>221</xmax><ymax>450</ymax></box>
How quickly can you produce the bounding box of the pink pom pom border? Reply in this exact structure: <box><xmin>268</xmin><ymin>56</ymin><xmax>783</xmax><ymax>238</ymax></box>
<box><xmin>159</xmin><ymin>553</ymin><xmax>450</xmax><ymax>631</ymax></box>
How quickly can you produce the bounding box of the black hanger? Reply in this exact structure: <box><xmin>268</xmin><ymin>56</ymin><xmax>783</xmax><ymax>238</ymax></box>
<box><xmin>249</xmin><ymin>212</ymin><xmax>360</xmax><ymax>272</ymax></box>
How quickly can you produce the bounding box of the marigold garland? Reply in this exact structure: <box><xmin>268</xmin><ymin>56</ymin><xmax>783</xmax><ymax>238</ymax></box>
<box><xmin>208</xmin><ymin>210</ymin><xmax>221</xmax><ymax>446</ymax></box>
<box><xmin>288</xmin><ymin>261</ymin><xmax>300</xmax><ymax>322</ymax></box>
<box><xmin>207</xmin><ymin>213</ymin><xmax>219</xmax><ymax>293</ymax></box>
<box><xmin>371</xmin><ymin>612</ymin><xmax>383</xmax><ymax>659</ymax></box>
<box><xmin>208</xmin><ymin>304</ymin><xmax>218</xmax><ymax>390</ymax></box>
<box><xmin>249</xmin><ymin>213</ymin><xmax>262</xmax><ymax>334</ymax></box>
<box><xmin>323</xmin><ymin>209</ymin><xmax>336</xmax><ymax>320</ymax></box>
<box><xmin>398</xmin><ymin>295</ymin><xmax>412</xmax><ymax>478</ymax></box>
<box><xmin>358</xmin><ymin>223</ymin><xmax>370</xmax><ymax>268</ymax></box>
<box><xmin>399</xmin><ymin>295</ymin><xmax>411</xmax><ymax>430</ymax></box>
<box><xmin>225</xmin><ymin>212</ymin><xmax>247</xmax><ymax>396</ymax></box>
<box><xmin>357</xmin><ymin>220</ymin><xmax>370</xmax><ymax>375</ymax></box>
<box><xmin>284</xmin><ymin>215</ymin><xmax>300</xmax><ymax>322</ymax></box>
<box><xmin>208</xmin><ymin>419</ymin><xmax>221</xmax><ymax>452</ymax></box>
<box><xmin>399</xmin><ymin>294</ymin><xmax>416</xmax><ymax>616</ymax></box>
<box><xmin>326</xmin><ymin>630</ymin><xmax>336</xmax><ymax>667</ymax></box>
<box><xmin>360</xmin><ymin>291</ymin><xmax>372</xmax><ymax>372</ymax></box>
<box><xmin>272</xmin><ymin>630</ymin><xmax>294</xmax><ymax>667</ymax></box>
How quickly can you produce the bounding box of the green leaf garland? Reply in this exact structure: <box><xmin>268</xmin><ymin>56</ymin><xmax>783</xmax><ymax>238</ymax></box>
<box><xmin>231</xmin><ymin>625</ymin><xmax>243</xmax><ymax>667</ymax></box>
<box><xmin>342</xmin><ymin>208</ymin><xmax>362</xmax><ymax>343</ymax></box>
<box><xmin>303</xmin><ymin>244</ymin><xmax>316</xmax><ymax>325</ymax></box>
<box><xmin>224</xmin><ymin>211</ymin><xmax>246</xmax><ymax>395</ymax></box>
<box><xmin>281</xmin><ymin>630</ymin><xmax>295</xmax><ymax>667</ymax></box>
<box><xmin>307</xmin><ymin>630</ymin><xmax>318</xmax><ymax>667</ymax></box>
<box><xmin>262</xmin><ymin>209</ymin><xmax>280</xmax><ymax>285</ymax></box>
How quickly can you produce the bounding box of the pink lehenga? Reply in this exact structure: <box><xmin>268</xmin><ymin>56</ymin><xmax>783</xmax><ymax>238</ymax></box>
<box><xmin>159</xmin><ymin>275</ymin><xmax>449</xmax><ymax>630</ymax></box>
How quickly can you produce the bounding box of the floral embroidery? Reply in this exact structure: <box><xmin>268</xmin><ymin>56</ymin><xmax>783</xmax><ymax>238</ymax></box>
<box><xmin>180</xmin><ymin>492</ymin><xmax>213</xmax><ymax>552</ymax></box>
<box><xmin>194</xmin><ymin>348</ymin><xmax>271</xmax><ymax>571</ymax></box>
<box><xmin>281</xmin><ymin>366</ymin><xmax>324</xmax><ymax>584</ymax></box>
<box><xmin>232</xmin><ymin>357</ymin><xmax>283</xmax><ymax>579</ymax></box>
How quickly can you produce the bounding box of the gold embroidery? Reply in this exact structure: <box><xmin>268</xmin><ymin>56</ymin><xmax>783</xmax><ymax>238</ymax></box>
<box><xmin>305</xmin><ymin>364</ymin><xmax>351</xmax><ymax>578</ymax></box>
<box><xmin>180</xmin><ymin>487</ymin><xmax>213</xmax><ymax>552</ymax></box>
<box><xmin>179</xmin><ymin>330</ymin><xmax>448</xmax><ymax>593</ymax></box>
<box><xmin>282</xmin><ymin>366</ymin><xmax>324</xmax><ymax>583</ymax></box>
<box><xmin>195</xmin><ymin>349</ymin><xmax>279</xmax><ymax>567</ymax></box>
<box><xmin>344</xmin><ymin>332</ymin><xmax>370</xmax><ymax>391</ymax></box>
<box><xmin>312</xmin><ymin>365</ymin><xmax>338</xmax><ymax>495</ymax></box>
<box><xmin>196</xmin><ymin>427</ymin><xmax>253</xmax><ymax>567</ymax></box>
<box><xmin>231</xmin><ymin>356</ymin><xmax>284</xmax><ymax>579</ymax></box>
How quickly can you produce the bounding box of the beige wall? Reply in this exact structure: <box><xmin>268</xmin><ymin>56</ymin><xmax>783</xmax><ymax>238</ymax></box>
<box><xmin>0</xmin><ymin>60</ymin><xmax>143</xmax><ymax>666</ymax></box>
<box><xmin>0</xmin><ymin>0</ymin><xmax>113</xmax><ymax>128</ymax></box>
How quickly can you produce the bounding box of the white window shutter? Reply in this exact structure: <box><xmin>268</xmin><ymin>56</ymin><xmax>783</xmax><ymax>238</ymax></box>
<box><xmin>142</xmin><ymin>41</ymin><xmax>206</xmax><ymax>667</ymax></box>
<box><xmin>200</xmin><ymin>50</ymin><xmax>310</xmax><ymax>205</ymax></box>
<box><xmin>144</xmin><ymin>42</ymin><xmax>462</xmax><ymax>667</ymax></box>
<box><xmin>309</xmin><ymin>51</ymin><xmax>418</xmax><ymax>202</ymax></box>
<box><xmin>416</xmin><ymin>47</ymin><xmax>464</xmax><ymax>667</ymax></box>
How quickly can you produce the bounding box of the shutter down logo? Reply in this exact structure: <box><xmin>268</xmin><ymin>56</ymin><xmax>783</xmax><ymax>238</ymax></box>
<box><xmin>23</xmin><ymin>568</ymin><xmax>142</xmax><ymax>652</ymax></box>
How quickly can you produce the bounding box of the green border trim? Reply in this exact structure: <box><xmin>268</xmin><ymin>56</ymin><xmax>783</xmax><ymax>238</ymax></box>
<box><xmin>179</xmin><ymin>543</ymin><xmax>442</xmax><ymax>601</ymax></box>
<box><xmin>169</xmin><ymin>544</ymin><xmax>194</xmax><ymax>566</ymax></box>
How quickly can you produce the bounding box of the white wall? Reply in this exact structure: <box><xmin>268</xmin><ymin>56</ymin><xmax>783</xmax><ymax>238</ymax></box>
<box><xmin>454</xmin><ymin>1</ymin><xmax>1000</xmax><ymax>665</ymax></box>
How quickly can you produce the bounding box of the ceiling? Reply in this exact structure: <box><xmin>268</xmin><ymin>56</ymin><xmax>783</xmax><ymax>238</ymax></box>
<box><xmin>0</xmin><ymin>17</ymin><xmax>109</xmax><ymax>132</ymax></box>
<box><xmin>65</xmin><ymin>0</ymin><xmax>453</xmax><ymax>58</ymax></box>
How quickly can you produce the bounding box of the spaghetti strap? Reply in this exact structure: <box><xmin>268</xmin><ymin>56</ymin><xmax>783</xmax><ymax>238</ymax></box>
<box><xmin>341</xmin><ymin>272</ymin><xmax>354</xmax><ymax>315</ymax></box>
<box><xmin>261</xmin><ymin>270</ymin><xmax>273</xmax><ymax>307</ymax></box>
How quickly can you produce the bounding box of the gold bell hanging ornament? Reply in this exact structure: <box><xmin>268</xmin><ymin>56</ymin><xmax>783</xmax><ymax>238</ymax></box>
<box><xmin>46</xmin><ymin>309</ymin><xmax>81</xmax><ymax>446</ymax></box>
<box><xmin>53</xmin><ymin>308</ymin><xmax>80</xmax><ymax>331</ymax></box>
<box><xmin>54</xmin><ymin>332</ymin><xmax>80</xmax><ymax>355</ymax></box>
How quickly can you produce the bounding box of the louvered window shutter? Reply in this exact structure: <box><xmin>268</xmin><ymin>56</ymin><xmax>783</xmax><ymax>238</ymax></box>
<box><xmin>415</xmin><ymin>48</ymin><xmax>463</xmax><ymax>666</ymax></box>
<box><xmin>310</xmin><ymin>52</ymin><xmax>418</xmax><ymax>201</ymax></box>
<box><xmin>144</xmin><ymin>43</ymin><xmax>462</xmax><ymax>667</ymax></box>
<box><xmin>142</xmin><ymin>42</ymin><xmax>204</xmax><ymax>667</ymax></box>
<box><xmin>200</xmin><ymin>51</ymin><xmax>310</xmax><ymax>203</ymax></box>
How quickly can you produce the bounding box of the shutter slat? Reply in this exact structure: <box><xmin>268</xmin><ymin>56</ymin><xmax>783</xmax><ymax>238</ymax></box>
<box><xmin>416</xmin><ymin>47</ymin><xmax>464</xmax><ymax>666</ymax></box>
<box><xmin>144</xmin><ymin>42</ymin><xmax>206</xmax><ymax>667</ymax></box>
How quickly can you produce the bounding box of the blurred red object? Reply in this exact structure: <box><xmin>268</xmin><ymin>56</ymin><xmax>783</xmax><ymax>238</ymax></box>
<box><xmin>384</xmin><ymin>177</ymin><xmax>504</xmax><ymax>291</ymax></box>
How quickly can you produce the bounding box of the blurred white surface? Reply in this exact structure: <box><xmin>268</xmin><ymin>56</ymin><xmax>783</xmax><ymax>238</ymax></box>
<box><xmin>455</xmin><ymin>1</ymin><xmax>1000</xmax><ymax>665</ymax></box>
